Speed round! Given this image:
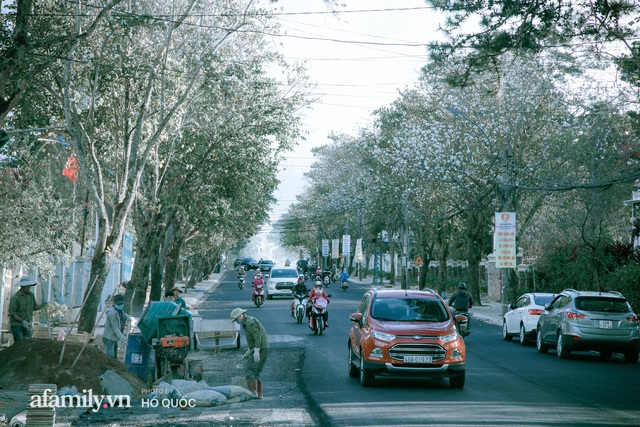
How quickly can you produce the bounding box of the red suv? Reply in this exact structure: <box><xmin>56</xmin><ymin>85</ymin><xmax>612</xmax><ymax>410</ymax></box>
<box><xmin>348</xmin><ymin>289</ymin><xmax>467</xmax><ymax>388</ymax></box>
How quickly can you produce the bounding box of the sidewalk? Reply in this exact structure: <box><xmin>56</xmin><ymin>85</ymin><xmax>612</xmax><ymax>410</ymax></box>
<box><xmin>349</xmin><ymin>275</ymin><xmax>503</xmax><ymax>326</ymax></box>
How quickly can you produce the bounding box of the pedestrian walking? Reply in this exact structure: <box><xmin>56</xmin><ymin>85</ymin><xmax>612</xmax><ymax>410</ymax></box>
<box><xmin>230</xmin><ymin>307</ymin><xmax>270</xmax><ymax>399</ymax></box>
<box><xmin>102</xmin><ymin>294</ymin><xmax>132</xmax><ymax>359</ymax></box>
<box><xmin>9</xmin><ymin>276</ymin><xmax>47</xmax><ymax>343</ymax></box>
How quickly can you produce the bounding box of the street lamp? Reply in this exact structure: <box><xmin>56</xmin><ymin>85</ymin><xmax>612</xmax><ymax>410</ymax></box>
<box><xmin>446</xmin><ymin>106</ymin><xmax>514</xmax><ymax>315</ymax></box>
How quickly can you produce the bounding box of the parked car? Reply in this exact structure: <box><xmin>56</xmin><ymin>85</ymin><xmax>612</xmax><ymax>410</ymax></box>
<box><xmin>348</xmin><ymin>289</ymin><xmax>467</xmax><ymax>388</ymax></box>
<box><xmin>234</xmin><ymin>257</ymin><xmax>259</xmax><ymax>270</ymax></box>
<box><xmin>536</xmin><ymin>289</ymin><xmax>640</xmax><ymax>362</ymax></box>
<box><xmin>502</xmin><ymin>292</ymin><xmax>556</xmax><ymax>345</ymax></box>
<box><xmin>266</xmin><ymin>268</ymin><xmax>299</xmax><ymax>299</ymax></box>
<box><xmin>258</xmin><ymin>259</ymin><xmax>275</xmax><ymax>272</ymax></box>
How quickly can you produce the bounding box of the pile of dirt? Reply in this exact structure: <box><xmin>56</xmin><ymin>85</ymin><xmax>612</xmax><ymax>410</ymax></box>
<box><xmin>0</xmin><ymin>339</ymin><xmax>147</xmax><ymax>397</ymax></box>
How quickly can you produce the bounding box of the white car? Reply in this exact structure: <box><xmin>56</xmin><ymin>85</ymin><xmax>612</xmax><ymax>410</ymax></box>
<box><xmin>266</xmin><ymin>268</ymin><xmax>299</xmax><ymax>299</ymax></box>
<box><xmin>502</xmin><ymin>292</ymin><xmax>555</xmax><ymax>345</ymax></box>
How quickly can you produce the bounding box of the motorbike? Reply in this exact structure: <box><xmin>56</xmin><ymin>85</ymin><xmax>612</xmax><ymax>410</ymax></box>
<box><xmin>252</xmin><ymin>282</ymin><xmax>265</xmax><ymax>307</ymax></box>
<box><xmin>331</xmin><ymin>273</ymin><xmax>338</xmax><ymax>284</ymax></box>
<box><xmin>323</xmin><ymin>275</ymin><xmax>331</xmax><ymax>288</ymax></box>
<box><xmin>340</xmin><ymin>279</ymin><xmax>349</xmax><ymax>291</ymax></box>
<box><xmin>451</xmin><ymin>307</ymin><xmax>470</xmax><ymax>337</ymax></box>
<box><xmin>237</xmin><ymin>276</ymin><xmax>245</xmax><ymax>290</ymax></box>
<box><xmin>309</xmin><ymin>293</ymin><xmax>331</xmax><ymax>335</ymax></box>
<box><xmin>293</xmin><ymin>293</ymin><xmax>307</xmax><ymax>324</ymax></box>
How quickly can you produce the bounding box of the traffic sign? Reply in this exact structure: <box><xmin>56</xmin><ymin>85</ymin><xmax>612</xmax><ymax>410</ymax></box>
<box><xmin>414</xmin><ymin>256</ymin><xmax>424</xmax><ymax>266</ymax></box>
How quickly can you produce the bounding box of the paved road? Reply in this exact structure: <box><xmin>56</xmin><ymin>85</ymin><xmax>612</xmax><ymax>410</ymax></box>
<box><xmin>206</xmin><ymin>270</ymin><xmax>640</xmax><ymax>426</ymax></box>
<box><xmin>73</xmin><ymin>270</ymin><xmax>640</xmax><ymax>426</ymax></box>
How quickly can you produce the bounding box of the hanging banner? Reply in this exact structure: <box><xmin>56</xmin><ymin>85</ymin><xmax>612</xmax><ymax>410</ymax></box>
<box><xmin>121</xmin><ymin>231</ymin><xmax>134</xmax><ymax>282</ymax></box>
<box><xmin>331</xmin><ymin>239</ymin><xmax>339</xmax><ymax>259</ymax></box>
<box><xmin>355</xmin><ymin>238</ymin><xmax>363</xmax><ymax>263</ymax></box>
<box><xmin>322</xmin><ymin>239</ymin><xmax>329</xmax><ymax>257</ymax></box>
<box><xmin>495</xmin><ymin>212</ymin><xmax>516</xmax><ymax>268</ymax></box>
<box><xmin>342</xmin><ymin>234</ymin><xmax>351</xmax><ymax>257</ymax></box>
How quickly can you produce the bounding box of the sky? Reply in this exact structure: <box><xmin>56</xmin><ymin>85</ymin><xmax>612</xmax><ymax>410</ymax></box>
<box><xmin>266</xmin><ymin>0</ymin><xmax>444</xmax><ymax>222</ymax></box>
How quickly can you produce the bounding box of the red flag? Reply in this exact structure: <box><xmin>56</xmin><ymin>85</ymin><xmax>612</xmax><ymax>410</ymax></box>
<box><xmin>62</xmin><ymin>156</ymin><xmax>79</xmax><ymax>182</ymax></box>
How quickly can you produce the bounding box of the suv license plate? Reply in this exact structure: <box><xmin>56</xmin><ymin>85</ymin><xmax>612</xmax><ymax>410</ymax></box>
<box><xmin>404</xmin><ymin>355</ymin><xmax>432</xmax><ymax>363</ymax></box>
<box><xmin>599</xmin><ymin>320</ymin><xmax>612</xmax><ymax>329</ymax></box>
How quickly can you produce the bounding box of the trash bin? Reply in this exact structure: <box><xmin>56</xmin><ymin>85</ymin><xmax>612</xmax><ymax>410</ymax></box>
<box><xmin>125</xmin><ymin>333</ymin><xmax>156</xmax><ymax>384</ymax></box>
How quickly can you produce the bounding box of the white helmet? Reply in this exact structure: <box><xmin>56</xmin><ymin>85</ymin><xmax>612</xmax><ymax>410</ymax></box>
<box><xmin>314</xmin><ymin>280</ymin><xmax>322</xmax><ymax>288</ymax></box>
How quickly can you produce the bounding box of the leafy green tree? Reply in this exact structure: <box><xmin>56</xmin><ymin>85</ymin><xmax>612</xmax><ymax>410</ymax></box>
<box><xmin>0</xmin><ymin>0</ymin><xmax>124</xmax><ymax>133</ymax></box>
<box><xmin>425</xmin><ymin>0</ymin><xmax>640</xmax><ymax>92</ymax></box>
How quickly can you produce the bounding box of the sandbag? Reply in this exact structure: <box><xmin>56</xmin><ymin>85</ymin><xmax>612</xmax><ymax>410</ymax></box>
<box><xmin>208</xmin><ymin>385</ymin><xmax>254</xmax><ymax>402</ymax></box>
<box><xmin>149</xmin><ymin>381</ymin><xmax>182</xmax><ymax>399</ymax></box>
<box><xmin>170</xmin><ymin>379</ymin><xmax>209</xmax><ymax>395</ymax></box>
<box><xmin>184</xmin><ymin>389</ymin><xmax>227</xmax><ymax>407</ymax></box>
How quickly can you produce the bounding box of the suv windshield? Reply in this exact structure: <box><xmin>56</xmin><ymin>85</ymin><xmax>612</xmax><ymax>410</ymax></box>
<box><xmin>575</xmin><ymin>297</ymin><xmax>630</xmax><ymax>313</ymax></box>
<box><xmin>372</xmin><ymin>298</ymin><xmax>448</xmax><ymax>322</ymax></box>
<box><xmin>270</xmin><ymin>269</ymin><xmax>298</xmax><ymax>278</ymax></box>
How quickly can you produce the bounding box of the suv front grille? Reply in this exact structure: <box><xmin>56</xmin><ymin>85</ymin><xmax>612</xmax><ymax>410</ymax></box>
<box><xmin>388</xmin><ymin>343</ymin><xmax>446</xmax><ymax>362</ymax></box>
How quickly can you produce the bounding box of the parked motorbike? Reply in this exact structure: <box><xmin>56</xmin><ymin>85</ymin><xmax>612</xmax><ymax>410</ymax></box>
<box><xmin>237</xmin><ymin>276</ymin><xmax>245</xmax><ymax>290</ymax></box>
<box><xmin>309</xmin><ymin>293</ymin><xmax>331</xmax><ymax>335</ymax></box>
<box><xmin>340</xmin><ymin>279</ymin><xmax>349</xmax><ymax>291</ymax></box>
<box><xmin>252</xmin><ymin>283</ymin><xmax>265</xmax><ymax>307</ymax></box>
<box><xmin>451</xmin><ymin>307</ymin><xmax>470</xmax><ymax>337</ymax></box>
<box><xmin>293</xmin><ymin>293</ymin><xmax>307</xmax><ymax>324</ymax></box>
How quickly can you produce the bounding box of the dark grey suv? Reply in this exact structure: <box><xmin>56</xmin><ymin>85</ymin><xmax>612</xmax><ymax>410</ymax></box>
<box><xmin>536</xmin><ymin>289</ymin><xmax>640</xmax><ymax>362</ymax></box>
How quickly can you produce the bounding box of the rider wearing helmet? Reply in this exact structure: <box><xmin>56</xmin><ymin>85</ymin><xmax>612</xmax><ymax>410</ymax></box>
<box><xmin>448</xmin><ymin>282</ymin><xmax>473</xmax><ymax>311</ymax></box>
<box><xmin>251</xmin><ymin>272</ymin><xmax>264</xmax><ymax>302</ymax></box>
<box><xmin>290</xmin><ymin>276</ymin><xmax>308</xmax><ymax>317</ymax></box>
<box><xmin>307</xmin><ymin>280</ymin><xmax>330</xmax><ymax>326</ymax></box>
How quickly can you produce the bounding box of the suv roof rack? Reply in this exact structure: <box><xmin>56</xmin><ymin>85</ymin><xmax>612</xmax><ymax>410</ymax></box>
<box><xmin>562</xmin><ymin>288</ymin><xmax>580</xmax><ymax>293</ymax></box>
<box><xmin>608</xmin><ymin>291</ymin><xmax>624</xmax><ymax>297</ymax></box>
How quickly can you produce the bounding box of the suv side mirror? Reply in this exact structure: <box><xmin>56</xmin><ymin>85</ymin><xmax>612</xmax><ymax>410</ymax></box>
<box><xmin>349</xmin><ymin>313</ymin><xmax>363</xmax><ymax>326</ymax></box>
<box><xmin>544</xmin><ymin>303</ymin><xmax>551</xmax><ymax>311</ymax></box>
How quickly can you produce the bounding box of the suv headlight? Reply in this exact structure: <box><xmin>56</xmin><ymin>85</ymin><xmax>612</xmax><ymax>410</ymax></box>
<box><xmin>372</xmin><ymin>331</ymin><xmax>395</xmax><ymax>342</ymax></box>
<box><xmin>440</xmin><ymin>332</ymin><xmax>459</xmax><ymax>343</ymax></box>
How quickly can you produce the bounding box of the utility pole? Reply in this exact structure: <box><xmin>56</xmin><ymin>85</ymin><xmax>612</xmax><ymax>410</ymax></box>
<box><xmin>499</xmin><ymin>146</ymin><xmax>514</xmax><ymax>316</ymax></box>
<box><xmin>402</xmin><ymin>192</ymin><xmax>409</xmax><ymax>290</ymax></box>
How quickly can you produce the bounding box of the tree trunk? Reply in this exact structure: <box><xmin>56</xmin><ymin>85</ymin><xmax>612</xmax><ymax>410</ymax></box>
<box><xmin>389</xmin><ymin>229</ymin><xmax>396</xmax><ymax>286</ymax></box>
<box><xmin>149</xmin><ymin>245</ymin><xmax>165</xmax><ymax>301</ymax></box>
<box><xmin>165</xmin><ymin>237</ymin><xmax>183</xmax><ymax>291</ymax></box>
<box><xmin>126</xmin><ymin>239</ymin><xmax>153</xmax><ymax>317</ymax></box>
<box><xmin>77</xmin><ymin>249</ymin><xmax>112</xmax><ymax>333</ymax></box>
<box><xmin>437</xmin><ymin>226</ymin><xmax>449</xmax><ymax>296</ymax></box>
<box><xmin>465</xmin><ymin>209</ymin><xmax>487</xmax><ymax>307</ymax></box>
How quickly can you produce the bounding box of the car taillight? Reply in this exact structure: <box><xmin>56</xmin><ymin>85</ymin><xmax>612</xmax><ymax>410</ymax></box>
<box><xmin>528</xmin><ymin>309</ymin><xmax>544</xmax><ymax>316</ymax></box>
<box><xmin>566</xmin><ymin>311</ymin><xmax>586</xmax><ymax>320</ymax></box>
<box><xmin>625</xmin><ymin>315</ymin><xmax>639</xmax><ymax>324</ymax></box>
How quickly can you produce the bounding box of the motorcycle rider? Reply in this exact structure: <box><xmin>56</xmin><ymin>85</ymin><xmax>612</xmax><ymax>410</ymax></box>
<box><xmin>307</xmin><ymin>280</ymin><xmax>330</xmax><ymax>327</ymax></box>
<box><xmin>237</xmin><ymin>266</ymin><xmax>247</xmax><ymax>282</ymax></box>
<box><xmin>339</xmin><ymin>269</ymin><xmax>350</xmax><ymax>282</ymax></box>
<box><xmin>290</xmin><ymin>276</ymin><xmax>308</xmax><ymax>318</ymax></box>
<box><xmin>448</xmin><ymin>282</ymin><xmax>473</xmax><ymax>331</ymax></box>
<box><xmin>321</xmin><ymin>266</ymin><xmax>331</xmax><ymax>282</ymax></box>
<box><xmin>251</xmin><ymin>272</ymin><xmax>265</xmax><ymax>303</ymax></box>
